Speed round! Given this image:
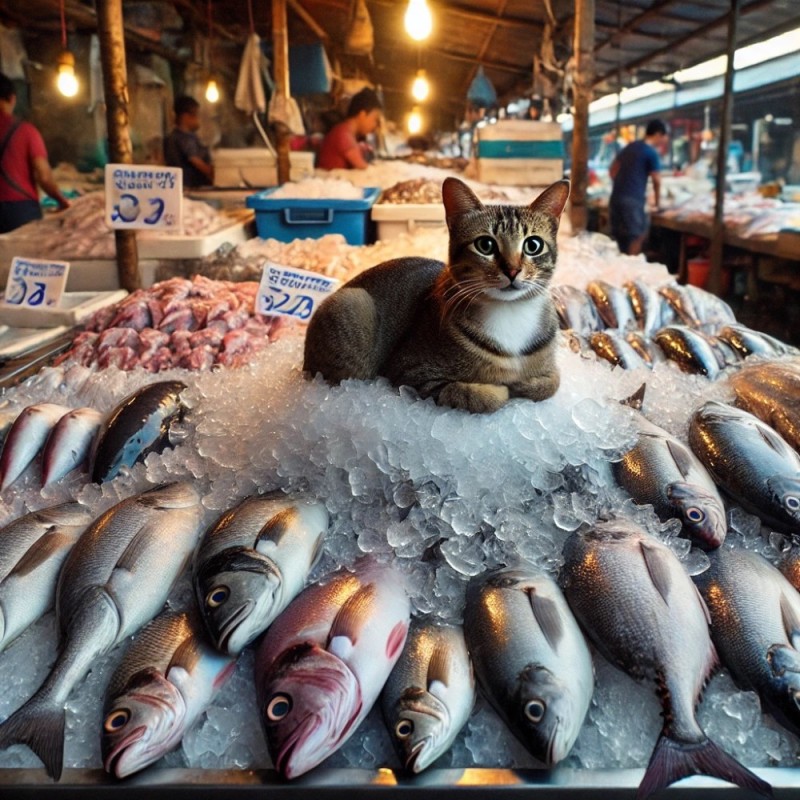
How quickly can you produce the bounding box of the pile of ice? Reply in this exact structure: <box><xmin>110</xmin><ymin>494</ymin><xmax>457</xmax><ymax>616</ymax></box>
<box><xmin>267</xmin><ymin>177</ymin><xmax>365</xmax><ymax>200</ymax></box>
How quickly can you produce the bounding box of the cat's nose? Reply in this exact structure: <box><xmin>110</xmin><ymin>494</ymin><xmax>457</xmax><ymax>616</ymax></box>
<box><xmin>504</xmin><ymin>266</ymin><xmax>521</xmax><ymax>283</ymax></box>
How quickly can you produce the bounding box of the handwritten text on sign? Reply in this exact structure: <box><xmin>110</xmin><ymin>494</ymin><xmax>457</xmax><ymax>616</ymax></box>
<box><xmin>104</xmin><ymin>164</ymin><xmax>183</xmax><ymax>232</ymax></box>
<box><xmin>257</xmin><ymin>262</ymin><xmax>339</xmax><ymax>321</ymax></box>
<box><xmin>4</xmin><ymin>257</ymin><xmax>69</xmax><ymax>308</ymax></box>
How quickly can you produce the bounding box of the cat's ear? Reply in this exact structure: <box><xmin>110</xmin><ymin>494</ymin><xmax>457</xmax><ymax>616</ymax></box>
<box><xmin>442</xmin><ymin>177</ymin><xmax>484</xmax><ymax>224</ymax></box>
<box><xmin>530</xmin><ymin>180</ymin><xmax>570</xmax><ymax>219</ymax></box>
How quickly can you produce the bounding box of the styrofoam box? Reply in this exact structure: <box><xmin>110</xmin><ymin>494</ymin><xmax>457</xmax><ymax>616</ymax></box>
<box><xmin>477</xmin><ymin>157</ymin><xmax>565</xmax><ymax>186</ymax></box>
<box><xmin>213</xmin><ymin>149</ymin><xmax>315</xmax><ymax>188</ymax></box>
<box><xmin>476</xmin><ymin>120</ymin><xmax>564</xmax><ymax>186</ymax></box>
<box><xmin>371</xmin><ymin>203</ymin><xmax>446</xmax><ymax>240</ymax></box>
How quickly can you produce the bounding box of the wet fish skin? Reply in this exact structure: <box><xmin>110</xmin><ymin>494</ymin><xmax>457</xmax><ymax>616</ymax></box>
<box><xmin>254</xmin><ymin>561</ymin><xmax>410</xmax><ymax>779</ymax></box>
<box><xmin>465</xmin><ymin>566</ymin><xmax>593</xmax><ymax>767</ymax></box>
<box><xmin>193</xmin><ymin>492</ymin><xmax>329</xmax><ymax>655</ymax></box>
<box><xmin>41</xmin><ymin>407</ymin><xmax>104</xmax><ymax>486</ymax></box>
<box><xmin>689</xmin><ymin>400</ymin><xmax>800</xmax><ymax>533</ymax></box>
<box><xmin>589</xmin><ymin>330</ymin><xmax>648</xmax><ymax>370</ymax></box>
<box><xmin>550</xmin><ymin>285</ymin><xmax>604</xmax><ymax>335</ymax></box>
<box><xmin>0</xmin><ymin>481</ymin><xmax>204</xmax><ymax>780</ymax></box>
<box><xmin>694</xmin><ymin>546</ymin><xmax>800</xmax><ymax>739</ymax></box>
<box><xmin>586</xmin><ymin>280</ymin><xmax>636</xmax><ymax>330</ymax></box>
<box><xmin>658</xmin><ymin>283</ymin><xmax>700</xmax><ymax>327</ymax></box>
<box><xmin>623</xmin><ymin>279</ymin><xmax>663</xmax><ymax>336</ymax></box>
<box><xmin>91</xmin><ymin>380</ymin><xmax>187</xmax><ymax>484</ymax></box>
<box><xmin>718</xmin><ymin>324</ymin><xmax>796</xmax><ymax>359</ymax></box>
<box><xmin>654</xmin><ymin>325</ymin><xmax>722</xmax><ymax>378</ymax></box>
<box><xmin>560</xmin><ymin>520</ymin><xmax>771</xmax><ymax>800</ymax></box>
<box><xmin>102</xmin><ymin>609</ymin><xmax>236</xmax><ymax>778</ymax></box>
<box><xmin>681</xmin><ymin>285</ymin><xmax>736</xmax><ymax>329</ymax></box>
<box><xmin>625</xmin><ymin>331</ymin><xmax>665</xmax><ymax>367</ymax></box>
<box><xmin>381</xmin><ymin>621</ymin><xmax>475</xmax><ymax>773</ymax></box>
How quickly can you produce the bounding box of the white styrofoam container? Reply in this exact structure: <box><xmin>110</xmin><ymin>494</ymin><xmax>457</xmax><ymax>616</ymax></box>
<box><xmin>476</xmin><ymin>120</ymin><xmax>564</xmax><ymax>187</ymax></box>
<box><xmin>476</xmin><ymin>158</ymin><xmax>564</xmax><ymax>186</ymax></box>
<box><xmin>0</xmin><ymin>290</ymin><xmax>128</xmax><ymax>328</ymax></box>
<box><xmin>371</xmin><ymin>203</ymin><xmax>447</xmax><ymax>240</ymax></box>
<box><xmin>137</xmin><ymin>218</ymin><xmax>250</xmax><ymax>258</ymax></box>
<box><xmin>213</xmin><ymin>149</ymin><xmax>315</xmax><ymax>188</ymax></box>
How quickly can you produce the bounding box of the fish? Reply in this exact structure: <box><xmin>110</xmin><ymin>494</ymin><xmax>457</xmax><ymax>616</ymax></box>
<box><xmin>464</xmin><ymin>566</ymin><xmax>593</xmax><ymax>766</ymax></box>
<box><xmin>254</xmin><ymin>560</ymin><xmax>410</xmax><ymax>779</ymax></box>
<box><xmin>560</xmin><ymin>520</ymin><xmax>771</xmax><ymax>800</ymax></box>
<box><xmin>41</xmin><ymin>407</ymin><xmax>105</xmax><ymax>486</ymax></box>
<box><xmin>718</xmin><ymin>324</ymin><xmax>798</xmax><ymax>359</ymax></box>
<box><xmin>91</xmin><ymin>380</ymin><xmax>187</xmax><ymax>484</ymax></box>
<box><xmin>653</xmin><ymin>325</ymin><xmax>723</xmax><ymax>377</ymax></box>
<box><xmin>0</xmin><ymin>403</ymin><xmax>72</xmax><ymax>490</ymax></box>
<box><xmin>192</xmin><ymin>492</ymin><xmax>329</xmax><ymax>655</ymax></box>
<box><xmin>613</xmin><ymin>412</ymin><xmax>727</xmax><ymax>548</ymax></box>
<box><xmin>688</xmin><ymin>400</ymin><xmax>800</xmax><ymax>533</ymax></box>
<box><xmin>0</xmin><ymin>503</ymin><xmax>93</xmax><ymax>652</ymax></box>
<box><xmin>625</xmin><ymin>331</ymin><xmax>665</xmax><ymax>367</ymax></box>
<box><xmin>0</xmin><ymin>481</ymin><xmax>203</xmax><ymax>780</ymax></box>
<box><xmin>589</xmin><ymin>330</ymin><xmax>648</xmax><ymax>370</ymax></box>
<box><xmin>586</xmin><ymin>280</ymin><xmax>636</xmax><ymax>330</ymax></box>
<box><xmin>623</xmin><ymin>279</ymin><xmax>665</xmax><ymax>336</ymax></box>
<box><xmin>381</xmin><ymin>621</ymin><xmax>475</xmax><ymax>773</ymax></box>
<box><xmin>694</xmin><ymin>546</ymin><xmax>800</xmax><ymax>739</ymax></box>
<box><xmin>777</xmin><ymin>541</ymin><xmax>800</xmax><ymax>592</ymax></box>
<box><xmin>550</xmin><ymin>285</ymin><xmax>604</xmax><ymax>335</ymax></box>
<box><xmin>101</xmin><ymin>609</ymin><xmax>236</xmax><ymax>778</ymax></box>
<box><xmin>682</xmin><ymin>285</ymin><xmax>736</xmax><ymax>329</ymax></box>
<box><xmin>658</xmin><ymin>283</ymin><xmax>700</xmax><ymax>327</ymax></box>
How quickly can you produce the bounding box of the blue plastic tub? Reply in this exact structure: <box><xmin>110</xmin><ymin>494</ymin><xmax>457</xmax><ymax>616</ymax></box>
<box><xmin>246</xmin><ymin>187</ymin><xmax>380</xmax><ymax>245</ymax></box>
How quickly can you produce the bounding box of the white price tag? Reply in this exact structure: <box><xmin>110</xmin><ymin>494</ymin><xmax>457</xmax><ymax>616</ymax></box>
<box><xmin>104</xmin><ymin>164</ymin><xmax>183</xmax><ymax>231</ymax></box>
<box><xmin>257</xmin><ymin>261</ymin><xmax>339</xmax><ymax>322</ymax></box>
<box><xmin>4</xmin><ymin>257</ymin><xmax>70</xmax><ymax>309</ymax></box>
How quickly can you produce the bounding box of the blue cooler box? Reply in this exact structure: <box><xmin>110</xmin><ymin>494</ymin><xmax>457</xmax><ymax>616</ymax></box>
<box><xmin>246</xmin><ymin>187</ymin><xmax>380</xmax><ymax>244</ymax></box>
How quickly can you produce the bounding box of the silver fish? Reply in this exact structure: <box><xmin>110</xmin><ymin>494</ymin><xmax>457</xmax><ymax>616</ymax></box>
<box><xmin>586</xmin><ymin>280</ymin><xmax>636</xmax><ymax>330</ymax></box>
<box><xmin>550</xmin><ymin>285</ymin><xmax>604</xmax><ymax>335</ymax></box>
<box><xmin>102</xmin><ymin>609</ymin><xmax>236</xmax><ymax>778</ymax></box>
<box><xmin>560</xmin><ymin>520</ymin><xmax>770</xmax><ymax>800</ymax></box>
<box><xmin>91</xmin><ymin>381</ymin><xmax>186</xmax><ymax>483</ymax></box>
<box><xmin>589</xmin><ymin>330</ymin><xmax>648</xmax><ymax>370</ymax></box>
<box><xmin>654</xmin><ymin>325</ymin><xmax>723</xmax><ymax>378</ymax></box>
<box><xmin>254</xmin><ymin>560</ymin><xmax>410</xmax><ymax>779</ymax></box>
<box><xmin>613</xmin><ymin>412</ymin><xmax>727</xmax><ymax>548</ymax></box>
<box><xmin>625</xmin><ymin>331</ymin><xmax>665</xmax><ymax>367</ymax></box>
<box><xmin>623</xmin><ymin>279</ymin><xmax>664</xmax><ymax>336</ymax></box>
<box><xmin>682</xmin><ymin>285</ymin><xmax>736</xmax><ymax>329</ymax></box>
<box><xmin>694</xmin><ymin>546</ymin><xmax>800</xmax><ymax>739</ymax></box>
<box><xmin>0</xmin><ymin>503</ymin><xmax>93</xmax><ymax>652</ymax></box>
<box><xmin>689</xmin><ymin>400</ymin><xmax>800</xmax><ymax>533</ymax></box>
<box><xmin>193</xmin><ymin>492</ymin><xmax>329</xmax><ymax>654</ymax></box>
<box><xmin>41</xmin><ymin>407</ymin><xmax>104</xmax><ymax>486</ymax></box>
<box><xmin>658</xmin><ymin>283</ymin><xmax>700</xmax><ymax>327</ymax></box>
<box><xmin>0</xmin><ymin>481</ymin><xmax>203</xmax><ymax>780</ymax></box>
<box><xmin>381</xmin><ymin>621</ymin><xmax>475</xmax><ymax>773</ymax></box>
<box><xmin>0</xmin><ymin>404</ymin><xmax>72</xmax><ymax>490</ymax></box>
<box><xmin>465</xmin><ymin>566</ymin><xmax>593</xmax><ymax>766</ymax></box>
<box><xmin>719</xmin><ymin>324</ymin><xmax>798</xmax><ymax>359</ymax></box>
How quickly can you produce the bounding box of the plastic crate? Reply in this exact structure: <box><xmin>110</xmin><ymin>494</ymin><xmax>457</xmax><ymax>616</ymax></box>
<box><xmin>246</xmin><ymin>187</ymin><xmax>380</xmax><ymax>244</ymax></box>
<box><xmin>371</xmin><ymin>203</ymin><xmax>446</xmax><ymax>240</ymax></box>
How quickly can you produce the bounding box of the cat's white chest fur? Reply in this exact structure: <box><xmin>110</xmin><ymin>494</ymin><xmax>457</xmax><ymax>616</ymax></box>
<box><xmin>481</xmin><ymin>295</ymin><xmax>547</xmax><ymax>355</ymax></box>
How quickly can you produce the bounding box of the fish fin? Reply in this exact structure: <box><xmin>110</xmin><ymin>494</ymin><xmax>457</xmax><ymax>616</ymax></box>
<box><xmin>621</xmin><ymin>384</ymin><xmax>646</xmax><ymax>410</ymax></box>
<box><xmin>779</xmin><ymin>591</ymin><xmax>800</xmax><ymax>649</ymax></box>
<box><xmin>637</xmin><ymin>734</ymin><xmax>772</xmax><ymax>800</ymax></box>
<box><xmin>10</xmin><ymin>532</ymin><xmax>75</xmax><ymax>578</ymax></box>
<box><xmin>0</xmin><ymin>692</ymin><xmax>65</xmax><ymax>780</ymax></box>
<box><xmin>756</xmin><ymin>424</ymin><xmax>792</xmax><ymax>455</ymax></box>
<box><xmin>665</xmin><ymin>440</ymin><xmax>695</xmax><ymax>479</ymax></box>
<box><xmin>328</xmin><ymin>634</ymin><xmax>354</xmax><ymax>661</ymax></box>
<box><xmin>115</xmin><ymin>522</ymin><xmax>162</xmax><ymax>572</ymax></box>
<box><xmin>169</xmin><ymin>631</ymin><xmax>203</xmax><ymax>675</ymax></box>
<box><xmin>767</xmin><ymin>643</ymin><xmax>800</xmax><ymax>677</ymax></box>
<box><xmin>639</xmin><ymin>541</ymin><xmax>673</xmax><ymax>606</ymax></box>
<box><xmin>528</xmin><ymin>591</ymin><xmax>564</xmax><ymax>652</ymax></box>
<box><xmin>426</xmin><ymin>642</ymin><xmax>453</xmax><ymax>690</ymax></box>
<box><xmin>256</xmin><ymin>507</ymin><xmax>297</xmax><ymax>551</ymax></box>
<box><xmin>327</xmin><ymin>582</ymin><xmax>378</xmax><ymax>648</ymax></box>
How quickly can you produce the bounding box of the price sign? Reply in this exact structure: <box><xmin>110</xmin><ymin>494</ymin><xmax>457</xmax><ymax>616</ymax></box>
<box><xmin>257</xmin><ymin>262</ymin><xmax>340</xmax><ymax>322</ymax></box>
<box><xmin>4</xmin><ymin>257</ymin><xmax>69</xmax><ymax>309</ymax></box>
<box><xmin>104</xmin><ymin>164</ymin><xmax>183</xmax><ymax>231</ymax></box>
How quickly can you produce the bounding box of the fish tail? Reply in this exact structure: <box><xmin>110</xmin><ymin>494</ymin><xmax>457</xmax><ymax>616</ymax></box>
<box><xmin>638</xmin><ymin>734</ymin><xmax>772</xmax><ymax>800</ymax></box>
<box><xmin>0</xmin><ymin>692</ymin><xmax>65</xmax><ymax>780</ymax></box>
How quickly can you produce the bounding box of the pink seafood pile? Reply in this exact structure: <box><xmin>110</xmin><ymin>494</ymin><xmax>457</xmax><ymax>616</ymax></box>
<box><xmin>57</xmin><ymin>276</ymin><xmax>285</xmax><ymax>372</ymax></box>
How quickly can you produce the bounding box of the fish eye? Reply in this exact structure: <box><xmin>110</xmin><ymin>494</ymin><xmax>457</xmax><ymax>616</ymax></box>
<box><xmin>686</xmin><ymin>507</ymin><xmax>705</xmax><ymax>523</ymax></box>
<box><xmin>474</xmin><ymin>236</ymin><xmax>497</xmax><ymax>256</ymax></box>
<box><xmin>206</xmin><ymin>586</ymin><xmax>229</xmax><ymax>608</ymax></box>
<box><xmin>522</xmin><ymin>236</ymin><xmax>546</xmax><ymax>257</ymax></box>
<box><xmin>787</xmin><ymin>496</ymin><xmax>800</xmax><ymax>512</ymax></box>
<box><xmin>266</xmin><ymin>694</ymin><xmax>292</xmax><ymax>721</ymax></box>
<box><xmin>104</xmin><ymin>709</ymin><xmax>130</xmax><ymax>733</ymax></box>
<box><xmin>524</xmin><ymin>699</ymin><xmax>546</xmax><ymax>723</ymax></box>
<box><xmin>395</xmin><ymin>719</ymin><xmax>414</xmax><ymax>739</ymax></box>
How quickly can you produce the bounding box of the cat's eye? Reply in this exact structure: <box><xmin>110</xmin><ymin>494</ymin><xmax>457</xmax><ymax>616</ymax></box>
<box><xmin>522</xmin><ymin>236</ymin><xmax>546</xmax><ymax>257</ymax></box>
<box><xmin>474</xmin><ymin>236</ymin><xmax>497</xmax><ymax>256</ymax></box>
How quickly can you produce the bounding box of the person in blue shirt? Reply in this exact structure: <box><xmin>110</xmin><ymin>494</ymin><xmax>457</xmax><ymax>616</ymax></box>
<box><xmin>609</xmin><ymin>119</ymin><xmax>668</xmax><ymax>255</ymax></box>
<box><xmin>164</xmin><ymin>95</ymin><xmax>213</xmax><ymax>189</ymax></box>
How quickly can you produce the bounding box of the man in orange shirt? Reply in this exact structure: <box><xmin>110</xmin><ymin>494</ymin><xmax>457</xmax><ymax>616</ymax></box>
<box><xmin>317</xmin><ymin>88</ymin><xmax>382</xmax><ymax>170</ymax></box>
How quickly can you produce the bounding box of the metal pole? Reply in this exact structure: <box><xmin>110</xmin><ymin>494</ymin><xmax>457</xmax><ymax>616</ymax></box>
<box><xmin>96</xmin><ymin>0</ymin><xmax>140</xmax><ymax>292</ymax></box>
<box><xmin>272</xmin><ymin>0</ymin><xmax>291</xmax><ymax>185</ymax></box>
<box><xmin>570</xmin><ymin>0</ymin><xmax>595</xmax><ymax>232</ymax></box>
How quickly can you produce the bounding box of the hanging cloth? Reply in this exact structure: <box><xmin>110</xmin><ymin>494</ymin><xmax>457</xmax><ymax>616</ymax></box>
<box><xmin>344</xmin><ymin>0</ymin><xmax>373</xmax><ymax>56</ymax></box>
<box><xmin>235</xmin><ymin>32</ymin><xmax>267</xmax><ymax>115</ymax></box>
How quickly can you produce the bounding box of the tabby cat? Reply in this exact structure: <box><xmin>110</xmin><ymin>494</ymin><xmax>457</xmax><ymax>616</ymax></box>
<box><xmin>303</xmin><ymin>177</ymin><xmax>570</xmax><ymax>413</ymax></box>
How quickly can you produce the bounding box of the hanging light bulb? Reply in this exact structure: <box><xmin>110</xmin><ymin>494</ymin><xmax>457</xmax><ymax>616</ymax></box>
<box><xmin>405</xmin><ymin>0</ymin><xmax>432</xmax><ymax>41</ymax></box>
<box><xmin>205</xmin><ymin>78</ymin><xmax>220</xmax><ymax>103</ymax></box>
<box><xmin>407</xmin><ymin>107</ymin><xmax>424</xmax><ymax>135</ymax></box>
<box><xmin>411</xmin><ymin>70</ymin><xmax>430</xmax><ymax>102</ymax></box>
<box><xmin>56</xmin><ymin>50</ymin><xmax>78</xmax><ymax>98</ymax></box>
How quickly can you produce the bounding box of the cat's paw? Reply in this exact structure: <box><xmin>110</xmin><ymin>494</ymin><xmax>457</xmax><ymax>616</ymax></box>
<box><xmin>438</xmin><ymin>382</ymin><xmax>509</xmax><ymax>414</ymax></box>
<box><xmin>508</xmin><ymin>374</ymin><xmax>560</xmax><ymax>402</ymax></box>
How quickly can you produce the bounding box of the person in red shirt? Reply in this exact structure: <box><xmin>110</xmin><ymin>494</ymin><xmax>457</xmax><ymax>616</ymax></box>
<box><xmin>317</xmin><ymin>88</ymin><xmax>382</xmax><ymax>170</ymax></box>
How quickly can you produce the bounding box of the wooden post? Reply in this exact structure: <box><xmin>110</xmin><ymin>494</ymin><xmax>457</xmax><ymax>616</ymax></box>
<box><xmin>96</xmin><ymin>0</ymin><xmax>139</xmax><ymax>292</ymax></box>
<box><xmin>708</xmin><ymin>0</ymin><xmax>741</xmax><ymax>295</ymax></box>
<box><xmin>570</xmin><ymin>0</ymin><xmax>595</xmax><ymax>232</ymax></box>
<box><xmin>272</xmin><ymin>0</ymin><xmax>291</xmax><ymax>185</ymax></box>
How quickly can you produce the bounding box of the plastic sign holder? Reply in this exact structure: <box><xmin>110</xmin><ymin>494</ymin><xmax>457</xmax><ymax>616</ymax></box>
<box><xmin>104</xmin><ymin>164</ymin><xmax>183</xmax><ymax>232</ymax></box>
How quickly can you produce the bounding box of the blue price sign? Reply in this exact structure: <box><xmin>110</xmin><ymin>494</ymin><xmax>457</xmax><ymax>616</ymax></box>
<box><xmin>4</xmin><ymin>257</ymin><xmax>69</xmax><ymax>309</ymax></box>
<box><xmin>257</xmin><ymin>261</ymin><xmax>339</xmax><ymax>322</ymax></box>
<box><xmin>104</xmin><ymin>164</ymin><xmax>183</xmax><ymax>231</ymax></box>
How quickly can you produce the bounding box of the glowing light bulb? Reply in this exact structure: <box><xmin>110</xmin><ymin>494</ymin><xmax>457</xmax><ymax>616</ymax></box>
<box><xmin>411</xmin><ymin>70</ymin><xmax>429</xmax><ymax>102</ymax></box>
<box><xmin>205</xmin><ymin>79</ymin><xmax>220</xmax><ymax>103</ymax></box>
<box><xmin>407</xmin><ymin>108</ymin><xmax>423</xmax><ymax>135</ymax></box>
<box><xmin>405</xmin><ymin>0</ymin><xmax>432</xmax><ymax>41</ymax></box>
<box><xmin>56</xmin><ymin>51</ymin><xmax>78</xmax><ymax>98</ymax></box>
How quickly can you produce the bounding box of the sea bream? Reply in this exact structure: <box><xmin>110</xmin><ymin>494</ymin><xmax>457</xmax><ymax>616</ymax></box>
<box><xmin>102</xmin><ymin>609</ymin><xmax>236</xmax><ymax>778</ymax></box>
<box><xmin>0</xmin><ymin>503</ymin><xmax>93</xmax><ymax>652</ymax></box>
<box><xmin>688</xmin><ymin>400</ymin><xmax>800</xmax><ymax>533</ymax></box>
<box><xmin>193</xmin><ymin>492</ymin><xmax>329</xmax><ymax>654</ymax></box>
<box><xmin>41</xmin><ymin>407</ymin><xmax>104</xmax><ymax>485</ymax></box>
<box><xmin>254</xmin><ymin>561</ymin><xmax>410</xmax><ymax>779</ymax></box>
<box><xmin>381</xmin><ymin>621</ymin><xmax>475</xmax><ymax>773</ymax></box>
<box><xmin>694</xmin><ymin>546</ymin><xmax>800</xmax><ymax>739</ymax></box>
<box><xmin>0</xmin><ymin>482</ymin><xmax>204</xmax><ymax>780</ymax></box>
<box><xmin>464</xmin><ymin>566</ymin><xmax>593</xmax><ymax>767</ymax></box>
<box><xmin>560</xmin><ymin>520</ymin><xmax>770</xmax><ymax>800</ymax></box>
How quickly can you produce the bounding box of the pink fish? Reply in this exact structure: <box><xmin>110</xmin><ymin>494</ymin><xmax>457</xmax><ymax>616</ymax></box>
<box><xmin>254</xmin><ymin>561</ymin><xmax>410</xmax><ymax>779</ymax></box>
<box><xmin>41</xmin><ymin>407</ymin><xmax>105</xmax><ymax>486</ymax></box>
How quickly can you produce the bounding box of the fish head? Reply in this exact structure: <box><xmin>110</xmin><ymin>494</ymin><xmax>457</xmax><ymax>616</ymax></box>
<box><xmin>667</xmin><ymin>482</ymin><xmax>727</xmax><ymax>549</ymax></box>
<box><xmin>766</xmin><ymin>476</ymin><xmax>800</xmax><ymax>523</ymax></box>
<box><xmin>258</xmin><ymin>642</ymin><xmax>361</xmax><ymax>779</ymax></box>
<box><xmin>195</xmin><ymin>547</ymin><xmax>283</xmax><ymax>655</ymax></box>
<box><xmin>389</xmin><ymin>686</ymin><xmax>451</xmax><ymax>773</ymax></box>
<box><xmin>101</xmin><ymin>668</ymin><xmax>187</xmax><ymax>778</ymax></box>
<box><xmin>765</xmin><ymin>644</ymin><xmax>800</xmax><ymax>737</ymax></box>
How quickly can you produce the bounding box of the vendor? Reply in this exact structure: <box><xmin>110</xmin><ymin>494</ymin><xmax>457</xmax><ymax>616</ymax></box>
<box><xmin>164</xmin><ymin>95</ymin><xmax>213</xmax><ymax>189</ymax></box>
<box><xmin>317</xmin><ymin>88</ymin><xmax>382</xmax><ymax>170</ymax></box>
